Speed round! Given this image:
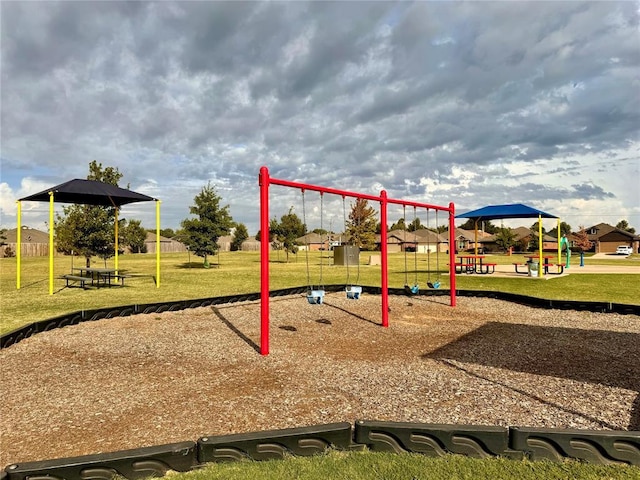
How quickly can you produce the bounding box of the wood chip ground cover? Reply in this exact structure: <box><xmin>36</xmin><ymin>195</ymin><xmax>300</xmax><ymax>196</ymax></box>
<box><xmin>1</xmin><ymin>294</ymin><xmax>638</xmax><ymax>465</ymax></box>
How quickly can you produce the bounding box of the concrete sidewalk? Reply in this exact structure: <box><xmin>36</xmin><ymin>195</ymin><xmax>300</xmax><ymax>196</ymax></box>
<box><xmin>489</xmin><ymin>262</ymin><xmax>639</xmax><ymax>278</ymax></box>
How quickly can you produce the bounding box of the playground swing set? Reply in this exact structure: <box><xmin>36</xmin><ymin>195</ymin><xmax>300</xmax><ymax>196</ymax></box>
<box><xmin>259</xmin><ymin>166</ymin><xmax>457</xmax><ymax>355</ymax></box>
<box><xmin>343</xmin><ymin>196</ymin><xmax>362</xmax><ymax>300</ymax></box>
<box><xmin>301</xmin><ymin>191</ymin><xmax>363</xmax><ymax>304</ymax></box>
<box><xmin>402</xmin><ymin>206</ymin><xmax>442</xmax><ymax>295</ymax></box>
<box><xmin>301</xmin><ymin>190</ymin><xmax>326</xmax><ymax>305</ymax></box>
<box><xmin>426</xmin><ymin>208</ymin><xmax>442</xmax><ymax>290</ymax></box>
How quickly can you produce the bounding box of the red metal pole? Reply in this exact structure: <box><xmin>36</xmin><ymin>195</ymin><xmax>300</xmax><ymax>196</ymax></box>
<box><xmin>448</xmin><ymin>202</ymin><xmax>457</xmax><ymax>307</ymax></box>
<box><xmin>380</xmin><ymin>190</ymin><xmax>389</xmax><ymax>327</ymax></box>
<box><xmin>259</xmin><ymin>166</ymin><xmax>270</xmax><ymax>355</ymax></box>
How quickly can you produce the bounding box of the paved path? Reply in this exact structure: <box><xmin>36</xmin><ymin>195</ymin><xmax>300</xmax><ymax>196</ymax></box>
<box><xmin>487</xmin><ymin>261</ymin><xmax>640</xmax><ymax>278</ymax></box>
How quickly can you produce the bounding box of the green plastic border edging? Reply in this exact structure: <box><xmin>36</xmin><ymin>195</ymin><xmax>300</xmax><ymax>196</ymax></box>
<box><xmin>4</xmin><ymin>421</ymin><xmax>639</xmax><ymax>480</ymax></box>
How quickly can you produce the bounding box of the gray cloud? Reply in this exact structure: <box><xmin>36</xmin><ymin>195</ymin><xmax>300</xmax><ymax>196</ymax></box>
<box><xmin>1</xmin><ymin>1</ymin><xmax>638</xmax><ymax>232</ymax></box>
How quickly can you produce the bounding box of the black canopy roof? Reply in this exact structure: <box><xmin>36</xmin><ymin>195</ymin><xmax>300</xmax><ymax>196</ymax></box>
<box><xmin>20</xmin><ymin>179</ymin><xmax>155</xmax><ymax>207</ymax></box>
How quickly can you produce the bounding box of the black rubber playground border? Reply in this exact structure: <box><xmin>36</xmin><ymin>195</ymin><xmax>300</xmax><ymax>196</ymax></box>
<box><xmin>2</xmin><ymin>286</ymin><xmax>639</xmax><ymax>350</ymax></box>
<box><xmin>3</xmin><ymin>420</ymin><xmax>639</xmax><ymax>480</ymax></box>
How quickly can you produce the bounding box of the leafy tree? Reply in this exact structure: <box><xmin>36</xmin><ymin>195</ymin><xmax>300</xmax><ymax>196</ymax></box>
<box><xmin>528</xmin><ymin>222</ymin><xmax>543</xmax><ymax>252</ymax></box>
<box><xmin>407</xmin><ymin>217</ymin><xmax>422</xmax><ymax>232</ymax></box>
<box><xmin>55</xmin><ymin>161</ymin><xmax>123</xmax><ymax>266</ymax></box>
<box><xmin>548</xmin><ymin>221</ymin><xmax>572</xmax><ymax>239</ymax></box>
<box><xmin>180</xmin><ymin>183</ymin><xmax>234</xmax><ymax>266</ymax></box>
<box><xmin>616</xmin><ymin>219</ymin><xmax>636</xmax><ymax>234</ymax></box>
<box><xmin>494</xmin><ymin>227</ymin><xmax>517</xmax><ymax>253</ymax></box>
<box><xmin>159</xmin><ymin>228</ymin><xmax>175</xmax><ymax>238</ymax></box>
<box><xmin>573</xmin><ymin>226</ymin><xmax>593</xmax><ymax>252</ymax></box>
<box><xmin>270</xmin><ymin>208</ymin><xmax>306</xmax><ymax>262</ymax></box>
<box><xmin>0</xmin><ymin>228</ymin><xmax>11</xmax><ymax>257</ymax></box>
<box><xmin>389</xmin><ymin>217</ymin><xmax>406</xmax><ymax>231</ymax></box>
<box><xmin>346</xmin><ymin>198</ymin><xmax>377</xmax><ymax>250</ymax></box>
<box><xmin>457</xmin><ymin>218</ymin><xmax>499</xmax><ymax>234</ymax></box>
<box><xmin>436</xmin><ymin>224</ymin><xmax>448</xmax><ymax>234</ymax></box>
<box><xmin>231</xmin><ymin>223</ymin><xmax>249</xmax><ymax>251</ymax></box>
<box><xmin>530</xmin><ymin>221</ymin><xmax>547</xmax><ymax>234</ymax></box>
<box><xmin>121</xmin><ymin>219</ymin><xmax>147</xmax><ymax>253</ymax></box>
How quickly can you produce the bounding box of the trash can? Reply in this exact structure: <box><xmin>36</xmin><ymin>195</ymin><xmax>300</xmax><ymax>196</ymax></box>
<box><xmin>527</xmin><ymin>260</ymin><xmax>539</xmax><ymax>277</ymax></box>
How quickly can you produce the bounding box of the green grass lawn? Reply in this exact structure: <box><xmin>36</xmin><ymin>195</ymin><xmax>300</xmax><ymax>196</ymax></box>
<box><xmin>1</xmin><ymin>251</ymin><xmax>638</xmax><ymax>335</ymax></box>
<box><xmin>155</xmin><ymin>451</ymin><xmax>639</xmax><ymax>480</ymax></box>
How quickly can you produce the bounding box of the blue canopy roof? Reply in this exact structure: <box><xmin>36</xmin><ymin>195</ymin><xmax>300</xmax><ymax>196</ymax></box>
<box><xmin>456</xmin><ymin>203</ymin><xmax>557</xmax><ymax>220</ymax></box>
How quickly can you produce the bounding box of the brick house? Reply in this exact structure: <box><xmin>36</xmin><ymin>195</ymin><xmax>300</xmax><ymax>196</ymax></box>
<box><xmin>582</xmin><ymin>223</ymin><xmax>639</xmax><ymax>254</ymax></box>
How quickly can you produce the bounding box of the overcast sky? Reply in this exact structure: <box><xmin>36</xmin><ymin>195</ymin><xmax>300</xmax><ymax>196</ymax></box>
<box><xmin>1</xmin><ymin>1</ymin><xmax>639</xmax><ymax>235</ymax></box>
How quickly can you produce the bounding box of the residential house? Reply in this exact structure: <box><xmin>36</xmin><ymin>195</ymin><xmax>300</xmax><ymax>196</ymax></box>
<box><xmin>1</xmin><ymin>226</ymin><xmax>55</xmax><ymax>257</ymax></box>
<box><xmin>583</xmin><ymin>223</ymin><xmax>639</xmax><ymax>253</ymax></box>
<box><xmin>143</xmin><ymin>232</ymin><xmax>187</xmax><ymax>254</ymax></box>
<box><xmin>448</xmin><ymin>228</ymin><xmax>493</xmax><ymax>253</ymax></box>
<box><xmin>377</xmin><ymin>229</ymin><xmax>447</xmax><ymax>253</ymax></box>
<box><xmin>295</xmin><ymin>232</ymin><xmax>328</xmax><ymax>251</ymax></box>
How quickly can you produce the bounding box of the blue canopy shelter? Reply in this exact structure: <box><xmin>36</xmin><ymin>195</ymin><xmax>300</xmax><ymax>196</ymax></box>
<box><xmin>455</xmin><ymin>203</ymin><xmax>562</xmax><ymax>275</ymax></box>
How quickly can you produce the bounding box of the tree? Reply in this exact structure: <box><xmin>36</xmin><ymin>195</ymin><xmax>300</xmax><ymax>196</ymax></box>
<box><xmin>530</xmin><ymin>221</ymin><xmax>547</xmax><ymax>234</ymax></box>
<box><xmin>407</xmin><ymin>217</ymin><xmax>423</xmax><ymax>232</ymax></box>
<box><xmin>494</xmin><ymin>227</ymin><xmax>517</xmax><ymax>253</ymax></box>
<box><xmin>180</xmin><ymin>183</ymin><xmax>234</xmax><ymax>266</ymax></box>
<box><xmin>389</xmin><ymin>217</ymin><xmax>406</xmax><ymax>231</ymax></box>
<box><xmin>528</xmin><ymin>222</ymin><xmax>545</xmax><ymax>252</ymax></box>
<box><xmin>231</xmin><ymin>223</ymin><xmax>249</xmax><ymax>251</ymax></box>
<box><xmin>0</xmin><ymin>228</ymin><xmax>11</xmax><ymax>257</ymax></box>
<box><xmin>270</xmin><ymin>208</ymin><xmax>306</xmax><ymax>262</ymax></box>
<box><xmin>548</xmin><ymin>221</ymin><xmax>572</xmax><ymax>239</ymax></box>
<box><xmin>616</xmin><ymin>219</ymin><xmax>636</xmax><ymax>234</ymax></box>
<box><xmin>346</xmin><ymin>198</ymin><xmax>377</xmax><ymax>250</ymax></box>
<box><xmin>55</xmin><ymin>161</ymin><xmax>123</xmax><ymax>266</ymax></box>
<box><xmin>121</xmin><ymin>219</ymin><xmax>147</xmax><ymax>253</ymax></box>
<box><xmin>573</xmin><ymin>226</ymin><xmax>593</xmax><ymax>252</ymax></box>
<box><xmin>159</xmin><ymin>228</ymin><xmax>176</xmax><ymax>238</ymax></box>
<box><xmin>457</xmin><ymin>218</ymin><xmax>499</xmax><ymax>234</ymax></box>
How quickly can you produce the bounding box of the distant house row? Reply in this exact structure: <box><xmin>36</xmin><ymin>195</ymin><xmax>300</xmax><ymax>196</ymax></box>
<box><xmin>295</xmin><ymin>223</ymin><xmax>639</xmax><ymax>254</ymax></box>
<box><xmin>2</xmin><ymin>222</ymin><xmax>637</xmax><ymax>257</ymax></box>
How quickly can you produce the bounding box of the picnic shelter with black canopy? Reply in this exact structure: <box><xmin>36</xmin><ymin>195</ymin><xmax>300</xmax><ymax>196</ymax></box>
<box><xmin>17</xmin><ymin>179</ymin><xmax>160</xmax><ymax>294</ymax></box>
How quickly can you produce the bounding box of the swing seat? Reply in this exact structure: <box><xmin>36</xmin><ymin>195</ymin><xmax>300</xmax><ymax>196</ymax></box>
<box><xmin>427</xmin><ymin>281</ymin><xmax>441</xmax><ymax>289</ymax></box>
<box><xmin>307</xmin><ymin>289</ymin><xmax>325</xmax><ymax>305</ymax></box>
<box><xmin>404</xmin><ymin>284</ymin><xmax>419</xmax><ymax>295</ymax></box>
<box><xmin>345</xmin><ymin>285</ymin><xmax>362</xmax><ymax>300</ymax></box>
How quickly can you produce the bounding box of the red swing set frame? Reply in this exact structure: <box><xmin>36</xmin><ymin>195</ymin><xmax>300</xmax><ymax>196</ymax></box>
<box><xmin>259</xmin><ymin>166</ymin><xmax>456</xmax><ymax>355</ymax></box>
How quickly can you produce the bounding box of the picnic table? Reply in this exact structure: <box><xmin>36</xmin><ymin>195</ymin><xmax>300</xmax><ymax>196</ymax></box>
<box><xmin>523</xmin><ymin>256</ymin><xmax>565</xmax><ymax>275</ymax></box>
<box><xmin>64</xmin><ymin>267</ymin><xmax>126</xmax><ymax>287</ymax></box>
<box><xmin>454</xmin><ymin>255</ymin><xmax>496</xmax><ymax>274</ymax></box>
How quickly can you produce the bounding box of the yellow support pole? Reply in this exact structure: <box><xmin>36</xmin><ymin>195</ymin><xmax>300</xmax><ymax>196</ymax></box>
<box><xmin>538</xmin><ymin>214</ymin><xmax>543</xmax><ymax>278</ymax></box>
<box><xmin>49</xmin><ymin>191</ymin><xmax>54</xmax><ymax>295</ymax></box>
<box><xmin>557</xmin><ymin>218</ymin><xmax>561</xmax><ymax>265</ymax></box>
<box><xmin>474</xmin><ymin>219</ymin><xmax>479</xmax><ymax>255</ymax></box>
<box><xmin>114</xmin><ymin>208</ymin><xmax>119</xmax><ymax>274</ymax></box>
<box><xmin>156</xmin><ymin>200</ymin><xmax>161</xmax><ymax>288</ymax></box>
<box><xmin>16</xmin><ymin>201</ymin><xmax>21</xmax><ymax>289</ymax></box>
